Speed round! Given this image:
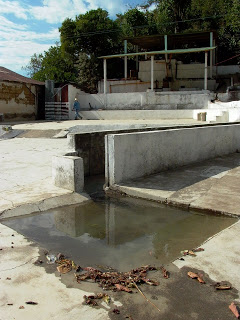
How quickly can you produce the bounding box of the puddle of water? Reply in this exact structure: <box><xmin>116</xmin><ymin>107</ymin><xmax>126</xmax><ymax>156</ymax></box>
<box><xmin>2</xmin><ymin>196</ymin><xmax>236</xmax><ymax>271</ymax></box>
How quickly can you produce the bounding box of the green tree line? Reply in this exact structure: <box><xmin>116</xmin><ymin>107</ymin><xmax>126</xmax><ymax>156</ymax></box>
<box><xmin>23</xmin><ymin>1</ymin><xmax>240</xmax><ymax>93</ymax></box>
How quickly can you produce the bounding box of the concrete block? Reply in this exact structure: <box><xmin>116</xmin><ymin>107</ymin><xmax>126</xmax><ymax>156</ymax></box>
<box><xmin>52</xmin><ymin>156</ymin><xmax>84</xmax><ymax>193</ymax></box>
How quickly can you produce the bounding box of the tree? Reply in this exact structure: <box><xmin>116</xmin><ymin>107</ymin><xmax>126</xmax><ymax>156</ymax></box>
<box><xmin>23</xmin><ymin>44</ymin><xmax>76</xmax><ymax>83</ymax></box>
<box><xmin>60</xmin><ymin>9</ymin><xmax>122</xmax><ymax>92</ymax></box>
<box><xmin>146</xmin><ymin>0</ymin><xmax>191</xmax><ymax>33</ymax></box>
<box><xmin>22</xmin><ymin>53</ymin><xmax>43</xmax><ymax>78</ymax></box>
<box><xmin>76</xmin><ymin>53</ymin><xmax>99</xmax><ymax>93</ymax></box>
<box><xmin>190</xmin><ymin>0</ymin><xmax>240</xmax><ymax>62</ymax></box>
<box><xmin>60</xmin><ymin>9</ymin><xmax>121</xmax><ymax>62</ymax></box>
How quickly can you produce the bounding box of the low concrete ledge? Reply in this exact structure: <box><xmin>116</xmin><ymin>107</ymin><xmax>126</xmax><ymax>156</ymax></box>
<box><xmin>105</xmin><ymin>124</ymin><xmax>240</xmax><ymax>186</ymax></box>
<box><xmin>52</xmin><ymin>155</ymin><xmax>84</xmax><ymax>193</ymax></box>
<box><xmin>0</xmin><ymin>192</ymin><xmax>90</xmax><ymax>220</ymax></box>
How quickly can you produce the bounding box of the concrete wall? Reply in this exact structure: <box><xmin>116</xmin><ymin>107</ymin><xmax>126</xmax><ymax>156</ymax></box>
<box><xmin>68</xmin><ymin>122</ymin><xmax>201</xmax><ymax>176</ymax></box>
<box><xmin>105</xmin><ymin>124</ymin><xmax>240</xmax><ymax>185</ymax></box>
<box><xmin>98</xmin><ymin>80</ymin><xmax>150</xmax><ymax>94</ymax></box>
<box><xmin>0</xmin><ymin>81</ymin><xmax>37</xmax><ymax>120</ymax></box>
<box><xmin>75</xmin><ymin>91</ymin><xmax>213</xmax><ymax>110</ymax></box>
<box><xmin>80</xmin><ymin>110</ymin><xmax>194</xmax><ymax>120</ymax></box>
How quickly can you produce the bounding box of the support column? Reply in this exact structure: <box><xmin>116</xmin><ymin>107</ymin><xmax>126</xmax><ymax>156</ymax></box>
<box><xmin>204</xmin><ymin>51</ymin><xmax>208</xmax><ymax>90</ymax></box>
<box><xmin>151</xmin><ymin>55</ymin><xmax>154</xmax><ymax>91</ymax></box>
<box><xmin>124</xmin><ymin>40</ymin><xmax>127</xmax><ymax>80</ymax></box>
<box><xmin>103</xmin><ymin>59</ymin><xmax>107</xmax><ymax>94</ymax></box>
<box><xmin>164</xmin><ymin>35</ymin><xmax>168</xmax><ymax>78</ymax></box>
<box><xmin>210</xmin><ymin>32</ymin><xmax>213</xmax><ymax>78</ymax></box>
<box><xmin>136</xmin><ymin>45</ymin><xmax>139</xmax><ymax>72</ymax></box>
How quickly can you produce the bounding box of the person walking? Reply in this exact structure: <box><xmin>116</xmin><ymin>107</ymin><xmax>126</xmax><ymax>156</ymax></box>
<box><xmin>72</xmin><ymin>98</ymin><xmax>82</xmax><ymax>120</ymax></box>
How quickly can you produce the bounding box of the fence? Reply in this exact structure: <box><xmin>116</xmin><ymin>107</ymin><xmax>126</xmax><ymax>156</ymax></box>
<box><xmin>45</xmin><ymin>102</ymin><xmax>69</xmax><ymax>120</ymax></box>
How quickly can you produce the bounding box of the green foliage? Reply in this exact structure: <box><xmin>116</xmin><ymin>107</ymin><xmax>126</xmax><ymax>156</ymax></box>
<box><xmin>22</xmin><ymin>53</ymin><xmax>43</xmax><ymax>78</ymax></box>
<box><xmin>60</xmin><ymin>9</ymin><xmax>120</xmax><ymax>61</ymax></box>
<box><xmin>76</xmin><ymin>53</ymin><xmax>99</xmax><ymax>93</ymax></box>
<box><xmin>23</xmin><ymin>44</ymin><xmax>76</xmax><ymax>83</ymax></box>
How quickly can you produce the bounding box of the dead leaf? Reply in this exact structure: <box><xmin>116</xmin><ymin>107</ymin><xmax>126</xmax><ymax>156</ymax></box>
<box><xmin>113</xmin><ymin>309</ymin><xmax>120</xmax><ymax>314</ymax></box>
<box><xmin>115</xmin><ymin>284</ymin><xmax>132</xmax><ymax>293</ymax></box>
<box><xmin>57</xmin><ymin>263</ymin><xmax>72</xmax><ymax>274</ymax></box>
<box><xmin>214</xmin><ymin>282</ymin><xmax>231</xmax><ymax>290</ymax></box>
<box><xmin>187</xmin><ymin>272</ymin><xmax>198</xmax><ymax>279</ymax></box>
<box><xmin>160</xmin><ymin>266</ymin><xmax>169</xmax><ymax>279</ymax></box>
<box><xmin>25</xmin><ymin>301</ymin><xmax>38</xmax><ymax>305</ymax></box>
<box><xmin>19</xmin><ymin>306</ymin><xmax>25</xmax><ymax>309</ymax></box>
<box><xmin>193</xmin><ymin>248</ymin><xmax>204</xmax><ymax>252</ymax></box>
<box><xmin>229</xmin><ymin>302</ymin><xmax>240</xmax><ymax>318</ymax></box>
<box><xmin>187</xmin><ymin>271</ymin><xmax>205</xmax><ymax>284</ymax></box>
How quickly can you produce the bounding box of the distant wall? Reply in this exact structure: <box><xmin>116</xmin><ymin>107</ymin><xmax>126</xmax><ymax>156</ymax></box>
<box><xmin>98</xmin><ymin>79</ymin><xmax>150</xmax><ymax>94</ymax></box>
<box><xmin>75</xmin><ymin>91</ymin><xmax>213</xmax><ymax>110</ymax></box>
<box><xmin>105</xmin><ymin>124</ymin><xmax>240</xmax><ymax>185</ymax></box>
<box><xmin>80</xmin><ymin>110</ymin><xmax>194</xmax><ymax>120</ymax></box>
<box><xmin>0</xmin><ymin>81</ymin><xmax>37</xmax><ymax>120</ymax></box>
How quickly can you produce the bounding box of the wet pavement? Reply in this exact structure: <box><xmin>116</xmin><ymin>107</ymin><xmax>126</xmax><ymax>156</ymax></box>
<box><xmin>2</xmin><ymin>196</ymin><xmax>236</xmax><ymax>271</ymax></box>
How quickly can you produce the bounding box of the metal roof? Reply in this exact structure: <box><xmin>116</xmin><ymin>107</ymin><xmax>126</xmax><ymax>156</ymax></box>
<box><xmin>0</xmin><ymin>67</ymin><xmax>44</xmax><ymax>85</ymax></box>
<box><xmin>99</xmin><ymin>46</ymin><xmax>216</xmax><ymax>59</ymax></box>
<box><xmin>125</xmin><ymin>31</ymin><xmax>217</xmax><ymax>51</ymax></box>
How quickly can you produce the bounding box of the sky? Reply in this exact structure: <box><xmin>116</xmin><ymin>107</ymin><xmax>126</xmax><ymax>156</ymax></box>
<box><xmin>0</xmin><ymin>0</ymin><xmax>146</xmax><ymax>76</ymax></box>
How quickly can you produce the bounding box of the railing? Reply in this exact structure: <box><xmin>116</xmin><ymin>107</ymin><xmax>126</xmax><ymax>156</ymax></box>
<box><xmin>45</xmin><ymin>102</ymin><xmax>69</xmax><ymax>120</ymax></box>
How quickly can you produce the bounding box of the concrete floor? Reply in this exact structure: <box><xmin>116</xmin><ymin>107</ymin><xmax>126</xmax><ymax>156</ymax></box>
<box><xmin>111</xmin><ymin>153</ymin><xmax>240</xmax><ymax>217</ymax></box>
<box><xmin>0</xmin><ymin>119</ymin><xmax>240</xmax><ymax>319</ymax></box>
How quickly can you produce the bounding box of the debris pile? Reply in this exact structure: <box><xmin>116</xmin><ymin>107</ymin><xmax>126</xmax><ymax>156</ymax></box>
<box><xmin>75</xmin><ymin>265</ymin><xmax>159</xmax><ymax>292</ymax></box>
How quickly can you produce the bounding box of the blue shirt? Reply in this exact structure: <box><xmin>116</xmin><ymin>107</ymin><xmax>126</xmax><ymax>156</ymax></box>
<box><xmin>73</xmin><ymin>101</ymin><xmax>80</xmax><ymax>111</ymax></box>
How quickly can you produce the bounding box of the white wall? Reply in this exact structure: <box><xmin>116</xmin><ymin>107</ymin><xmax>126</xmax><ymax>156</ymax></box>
<box><xmin>98</xmin><ymin>79</ymin><xmax>150</xmax><ymax>93</ymax></box>
<box><xmin>73</xmin><ymin>91</ymin><xmax>213</xmax><ymax>110</ymax></box>
<box><xmin>80</xmin><ymin>110</ymin><xmax>194</xmax><ymax>120</ymax></box>
<box><xmin>106</xmin><ymin>124</ymin><xmax>240</xmax><ymax>185</ymax></box>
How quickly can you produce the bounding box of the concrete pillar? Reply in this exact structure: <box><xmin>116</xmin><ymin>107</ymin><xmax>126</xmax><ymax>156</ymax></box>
<box><xmin>164</xmin><ymin>35</ymin><xmax>168</xmax><ymax>78</ymax></box>
<box><xmin>210</xmin><ymin>32</ymin><xmax>213</xmax><ymax>79</ymax></box>
<box><xmin>136</xmin><ymin>45</ymin><xmax>139</xmax><ymax>71</ymax></box>
<box><xmin>151</xmin><ymin>55</ymin><xmax>154</xmax><ymax>91</ymax></box>
<box><xmin>45</xmin><ymin>80</ymin><xmax>54</xmax><ymax>103</ymax></box>
<box><xmin>52</xmin><ymin>155</ymin><xmax>84</xmax><ymax>193</ymax></box>
<box><xmin>204</xmin><ymin>51</ymin><xmax>208</xmax><ymax>90</ymax></box>
<box><xmin>213</xmin><ymin>39</ymin><xmax>216</xmax><ymax>65</ymax></box>
<box><xmin>124</xmin><ymin>40</ymin><xmax>127</xmax><ymax>80</ymax></box>
<box><xmin>103</xmin><ymin>59</ymin><xmax>107</xmax><ymax>94</ymax></box>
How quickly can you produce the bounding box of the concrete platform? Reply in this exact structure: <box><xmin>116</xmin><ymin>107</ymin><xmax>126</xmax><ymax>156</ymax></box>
<box><xmin>0</xmin><ymin>138</ymin><xmax>89</xmax><ymax>218</ymax></box>
<box><xmin>109</xmin><ymin>153</ymin><xmax>240</xmax><ymax>217</ymax></box>
<box><xmin>1</xmin><ymin>119</ymin><xmax>240</xmax><ymax>319</ymax></box>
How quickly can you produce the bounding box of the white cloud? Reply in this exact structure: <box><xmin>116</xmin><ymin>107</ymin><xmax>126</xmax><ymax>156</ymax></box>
<box><xmin>0</xmin><ymin>15</ymin><xmax>59</xmax><ymax>73</ymax></box>
<box><xmin>0</xmin><ymin>40</ymin><xmax>53</xmax><ymax>73</ymax></box>
<box><xmin>29</xmin><ymin>0</ymin><xmax>126</xmax><ymax>24</ymax></box>
<box><xmin>0</xmin><ymin>0</ymin><xmax>28</xmax><ymax>19</ymax></box>
<box><xmin>0</xmin><ymin>16</ymin><xmax>59</xmax><ymax>41</ymax></box>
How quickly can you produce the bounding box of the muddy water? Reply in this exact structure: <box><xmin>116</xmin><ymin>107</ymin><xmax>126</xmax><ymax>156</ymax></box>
<box><xmin>2</xmin><ymin>195</ymin><xmax>236</xmax><ymax>271</ymax></box>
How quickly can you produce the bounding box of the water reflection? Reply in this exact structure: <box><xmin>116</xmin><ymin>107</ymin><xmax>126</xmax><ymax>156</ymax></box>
<box><xmin>3</xmin><ymin>196</ymin><xmax>236</xmax><ymax>270</ymax></box>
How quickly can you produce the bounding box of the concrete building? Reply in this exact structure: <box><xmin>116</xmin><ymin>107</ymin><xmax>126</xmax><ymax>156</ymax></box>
<box><xmin>0</xmin><ymin>67</ymin><xmax>45</xmax><ymax>121</ymax></box>
<box><xmin>98</xmin><ymin>32</ymin><xmax>240</xmax><ymax>94</ymax></box>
